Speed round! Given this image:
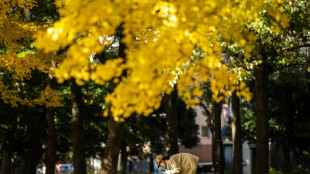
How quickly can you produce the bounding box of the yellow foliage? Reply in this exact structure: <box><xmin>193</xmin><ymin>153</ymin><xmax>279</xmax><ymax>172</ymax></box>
<box><xmin>35</xmin><ymin>0</ymin><xmax>287</xmax><ymax>118</ymax></box>
<box><xmin>32</xmin><ymin>86</ymin><xmax>64</xmax><ymax>107</ymax></box>
<box><xmin>0</xmin><ymin>80</ymin><xmax>63</xmax><ymax>108</ymax></box>
<box><xmin>0</xmin><ymin>0</ymin><xmax>64</xmax><ymax>108</ymax></box>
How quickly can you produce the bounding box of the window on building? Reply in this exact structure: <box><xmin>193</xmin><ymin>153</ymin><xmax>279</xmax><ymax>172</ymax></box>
<box><xmin>201</xmin><ymin>126</ymin><xmax>210</xmax><ymax>138</ymax></box>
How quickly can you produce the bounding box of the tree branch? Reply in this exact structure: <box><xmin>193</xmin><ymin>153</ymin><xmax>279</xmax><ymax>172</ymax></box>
<box><xmin>282</xmin><ymin>43</ymin><xmax>310</xmax><ymax>52</ymax></box>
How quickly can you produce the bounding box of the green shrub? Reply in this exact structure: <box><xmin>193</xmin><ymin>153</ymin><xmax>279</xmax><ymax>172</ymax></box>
<box><xmin>269</xmin><ymin>168</ymin><xmax>283</xmax><ymax>174</ymax></box>
<box><xmin>291</xmin><ymin>165</ymin><xmax>310</xmax><ymax>174</ymax></box>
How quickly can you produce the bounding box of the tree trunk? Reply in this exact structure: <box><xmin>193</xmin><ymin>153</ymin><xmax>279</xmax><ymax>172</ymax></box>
<box><xmin>213</xmin><ymin>101</ymin><xmax>224</xmax><ymax>174</ymax></box>
<box><xmin>100</xmin><ymin>117</ymin><xmax>125</xmax><ymax>174</ymax></box>
<box><xmin>282</xmin><ymin>133</ymin><xmax>291</xmax><ymax>174</ymax></box>
<box><xmin>46</xmin><ymin>108</ymin><xmax>56</xmax><ymax>174</ymax></box>
<box><xmin>163</xmin><ymin>88</ymin><xmax>179</xmax><ymax>156</ymax></box>
<box><xmin>100</xmin><ymin>24</ymin><xmax>126</xmax><ymax>174</ymax></box>
<box><xmin>232</xmin><ymin>92</ymin><xmax>243</xmax><ymax>174</ymax></box>
<box><xmin>25</xmin><ymin>133</ymin><xmax>41</xmax><ymax>174</ymax></box>
<box><xmin>46</xmin><ymin>74</ymin><xmax>56</xmax><ymax>174</ymax></box>
<box><xmin>120</xmin><ymin>143</ymin><xmax>128</xmax><ymax>174</ymax></box>
<box><xmin>1</xmin><ymin>138</ymin><xmax>13</xmax><ymax>174</ymax></box>
<box><xmin>254</xmin><ymin>59</ymin><xmax>269</xmax><ymax>174</ymax></box>
<box><xmin>212</xmin><ymin>137</ymin><xmax>216</xmax><ymax>173</ymax></box>
<box><xmin>201</xmin><ymin>100</ymin><xmax>216</xmax><ymax>171</ymax></box>
<box><xmin>24</xmin><ymin>0</ymin><xmax>31</xmax><ymax>21</ymax></box>
<box><xmin>149</xmin><ymin>153</ymin><xmax>154</xmax><ymax>174</ymax></box>
<box><xmin>70</xmin><ymin>79</ymin><xmax>86</xmax><ymax>174</ymax></box>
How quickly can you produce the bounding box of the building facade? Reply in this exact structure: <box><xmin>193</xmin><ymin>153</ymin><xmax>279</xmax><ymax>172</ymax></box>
<box><xmin>178</xmin><ymin>104</ymin><xmax>253</xmax><ymax>174</ymax></box>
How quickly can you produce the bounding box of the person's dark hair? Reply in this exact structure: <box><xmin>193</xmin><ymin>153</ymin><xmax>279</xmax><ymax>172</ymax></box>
<box><xmin>162</xmin><ymin>155</ymin><xmax>170</xmax><ymax>160</ymax></box>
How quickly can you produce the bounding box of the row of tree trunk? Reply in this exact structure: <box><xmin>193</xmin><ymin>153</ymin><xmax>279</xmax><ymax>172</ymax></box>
<box><xmin>0</xmin><ymin>54</ymin><xmax>270</xmax><ymax>174</ymax></box>
<box><xmin>0</xmin><ymin>10</ymin><xmax>269</xmax><ymax>174</ymax></box>
<box><xmin>0</xmin><ymin>4</ymin><xmax>269</xmax><ymax>174</ymax></box>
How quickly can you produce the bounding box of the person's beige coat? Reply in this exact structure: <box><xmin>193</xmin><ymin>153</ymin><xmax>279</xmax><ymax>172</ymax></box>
<box><xmin>165</xmin><ymin>153</ymin><xmax>199</xmax><ymax>174</ymax></box>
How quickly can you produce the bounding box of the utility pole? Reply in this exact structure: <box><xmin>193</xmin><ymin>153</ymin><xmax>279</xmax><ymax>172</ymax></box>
<box><xmin>213</xmin><ymin>101</ymin><xmax>224</xmax><ymax>174</ymax></box>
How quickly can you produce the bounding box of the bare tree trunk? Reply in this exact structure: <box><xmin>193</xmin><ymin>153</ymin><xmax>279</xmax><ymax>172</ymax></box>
<box><xmin>46</xmin><ymin>74</ymin><xmax>56</xmax><ymax>174</ymax></box>
<box><xmin>100</xmin><ymin>117</ymin><xmax>124</xmax><ymax>174</ymax></box>
<box><xmin>70</xmin><ymin>79</ymin><xmax>86</xmax><ymax>174</ymax></box>
<box><xmin>163</xmin><ymin>88</ymin><xmax>179</xmax><ymax>156</ymax></box>
<box><xmin>254</xmin><ymin>58</ymin><xmax>269</xmax><ymax>174</ymax></box>
<box><xmin>232</xmin><ymin>92</ymin><xmax>243</xmax><ymax>174</ymax></box>
<box><xmin>1</xmin><ymin>137</ymin><xmax>13</xmax><ymax>174</ymax></box>
<box><xmin>213</xmin><ymin>101</ymin><xmax>224</xmax><ymax>174</ymax></box>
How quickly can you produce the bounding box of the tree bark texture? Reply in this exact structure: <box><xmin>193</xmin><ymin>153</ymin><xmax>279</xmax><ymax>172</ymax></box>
<box><xmin>232</xmin><ymin>92</ymin><xmax>243</xmax><ymax>174</ymax></box>
<box><xmin>100</xmin><ymin>117</ymin><xmax>124</xmax><ymax>174</ymax></box>
<box><xmin>254</xmin><ymin>59</ymin><xmax>269</xmax><ymax>174</ymax></box>
<box><xmin>163</xmin><ymin>88</ymin><xmax>179</xmax><ymax>156</ymax></box>
<box><xmin>70</xmin><ymin>79</ymin><xmax>86</xmax><ymax>174</ymax></box>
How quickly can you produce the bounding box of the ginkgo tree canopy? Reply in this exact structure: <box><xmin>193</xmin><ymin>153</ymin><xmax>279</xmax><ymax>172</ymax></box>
<box><xmin>0</xmin><ymin>0</ymin><xmax>63</xmax><ymax>107</ymax></box>
<box><xmin>35</xmin><ymin>0</ymin><xmax>288</xmax><ymax>121</ymax></box>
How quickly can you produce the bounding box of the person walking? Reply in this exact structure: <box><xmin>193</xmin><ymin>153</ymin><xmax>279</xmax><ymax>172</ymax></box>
<box><xmin>156</xmin><ymin>153</ymin><xmax>199</xmax><ymax>174</ymax></box>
